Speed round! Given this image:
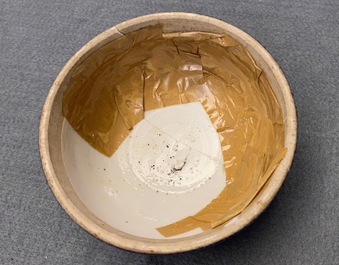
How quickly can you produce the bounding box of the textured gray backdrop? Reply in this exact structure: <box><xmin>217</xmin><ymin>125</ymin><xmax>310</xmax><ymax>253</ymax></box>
<box><xmin>1</xmin><ymin>0</ymin><xmax>338</xmax><ymax>264</ymax></box>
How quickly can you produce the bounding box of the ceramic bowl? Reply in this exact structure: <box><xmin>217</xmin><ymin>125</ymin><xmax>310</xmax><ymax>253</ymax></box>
<box><xmin>39</xmin><ymin>12</ymin><xmax>297</xmax><ymax>253</ymax></box>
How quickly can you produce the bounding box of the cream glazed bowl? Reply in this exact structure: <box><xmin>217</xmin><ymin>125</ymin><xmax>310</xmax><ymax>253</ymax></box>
<box><xmin>39</xmin><ymin>12</ymin><xmax>297</xmax><ymax>253</ymax></box>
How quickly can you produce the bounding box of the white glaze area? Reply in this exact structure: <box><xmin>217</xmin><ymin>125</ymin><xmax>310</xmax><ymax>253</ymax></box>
<box><xmin>62</xmin><ymin>102</ymin><xmax>226</xmax><ymax>239</ymax></box>
<box><xmin>129</xmin><ymin>103</ymin><xmax>223</xmax><ymax>193</ymax></box>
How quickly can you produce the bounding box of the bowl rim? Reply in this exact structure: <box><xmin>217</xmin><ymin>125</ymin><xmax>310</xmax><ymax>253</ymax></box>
<box><xmin>39</xmin><ymin>12</ymin><xmax>297</xmax><ymax>254</ymax></box>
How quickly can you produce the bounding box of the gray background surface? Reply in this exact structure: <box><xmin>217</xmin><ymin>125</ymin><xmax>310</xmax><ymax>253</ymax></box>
<box><xmin>1</xmin><ymin>0</ymin><xmax>338</xmax><ymax>264</ymax></box>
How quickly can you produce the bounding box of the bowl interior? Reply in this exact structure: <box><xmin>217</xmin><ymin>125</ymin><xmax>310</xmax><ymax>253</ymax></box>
<box><xmin>40</xmin><ymin>13</ymin><xmax>297</xmax><ymax>253</ymax></box>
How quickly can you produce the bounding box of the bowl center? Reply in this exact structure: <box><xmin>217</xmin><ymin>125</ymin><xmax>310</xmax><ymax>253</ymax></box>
<box><xmin>62</xmin><ymin>102</ymin><xmax>226</xmax><ymax>239</ymax></box>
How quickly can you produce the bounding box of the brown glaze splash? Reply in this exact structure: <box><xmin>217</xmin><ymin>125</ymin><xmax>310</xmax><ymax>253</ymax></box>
<box><xmin>62</xmin><ymin>26</ymin><xmax>286</xmax><ymax>237</ymax></box>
